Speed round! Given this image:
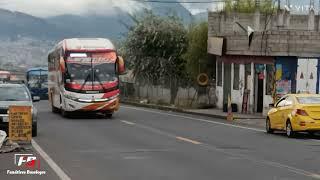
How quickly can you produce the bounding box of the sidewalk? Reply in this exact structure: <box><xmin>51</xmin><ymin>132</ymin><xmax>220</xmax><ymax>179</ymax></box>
<box><xmin>121</xmin><ymin>100</ymin><xmax>266</xmax><ymax>129</ymax></box>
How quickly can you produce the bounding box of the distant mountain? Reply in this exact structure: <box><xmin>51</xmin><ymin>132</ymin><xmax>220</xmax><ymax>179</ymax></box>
<box><xmin>0</xmin><ymin>1</ymin><xmax>194</xmax><ymax>41</ymax></box>
<box><xmin>147</xmin><ymin>1</ymin><xmax>193</xmax><ymax>23</ymax></box>
<box><xmin>46</xmin><ymin>9</ymin><xmax>131</xmax><ymax>41</ymax></box>
<box><xmin>0</xmin><ymin>8</ymin><xmax>64</xmax><ymax>40</ymax></box>
<box><xmin>46</xmin><ymin>3</ymin><xmax>194</xmax><ymax>41</ymax></box>
<box><xmin>193</xmin><ymin>12</ymin><xmax>208</xmax><ymax>22</ymax></box>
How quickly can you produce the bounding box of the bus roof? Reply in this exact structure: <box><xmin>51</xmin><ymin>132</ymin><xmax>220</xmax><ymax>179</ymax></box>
<box><xmin>62</xmin><ymin>38</ymin><xmax>115</xmax><ymax>51</ymax></box>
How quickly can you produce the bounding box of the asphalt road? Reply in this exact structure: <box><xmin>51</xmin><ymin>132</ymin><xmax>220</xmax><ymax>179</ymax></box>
<box><xmin>2</xmin><ymin>100</ymin><xmax>320</xmax><ymax>180</ymax></box>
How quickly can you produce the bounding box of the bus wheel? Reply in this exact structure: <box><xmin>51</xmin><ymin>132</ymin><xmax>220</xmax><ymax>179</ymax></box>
<box><xmin>61</xmin><ymin>109</ymin><xmax>69</xmax><ymax>118</ymax></box>
<box><xmin>51</xmin><ymin>94</ymin><xmax>59</xmax><ymax>113</ymax></box>
<box><xmin>51</xmin><ymin>102</ymin><xmax>59</xmax><ymax>113</ymax></box>
<box><xmin>105</xmin><ymin>113</ymin><xmax>113</xmax><ymax>119</ymax></box>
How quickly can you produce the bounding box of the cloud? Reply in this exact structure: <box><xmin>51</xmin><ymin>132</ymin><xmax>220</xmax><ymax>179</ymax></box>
<box><xmin>0</xmin><ymin>0</ymin><xmax>146</xmax><ymax>17</ymax></box>
<box><xmin>179</xmin><ymin>0</ymin><xmax>223</xmax><ymax>14</ymax></box>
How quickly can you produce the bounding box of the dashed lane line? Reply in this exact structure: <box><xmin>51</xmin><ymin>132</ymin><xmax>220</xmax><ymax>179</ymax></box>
<box><xmin>176</xmin><ymin>136</ymin><xmax>202</xmax><ymax>145</ymax></box>
<box><xmin>121</xmin><ymin>120</ymin><xmax>135</xmax><ymax>125</ymax></box>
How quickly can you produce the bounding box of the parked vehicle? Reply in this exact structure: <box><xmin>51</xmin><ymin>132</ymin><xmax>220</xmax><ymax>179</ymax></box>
<box><xmin>267</xmin><ymin>94</ymin><xmax>320</xmax><ymax>137</ymax></box>
<box><xmin>48</xmin><ymin>38</ymin><xmax>125</xmax><ymax>117</ymax></box>
<box><xmin>26</xmin><ymin>67</ymin><xmax>48</xmax><ymax>99</ymax></box>
<box><xmin>0</xmin><ymin>83</ymin><xmax>39</xmax><ymax>137</ymax></box>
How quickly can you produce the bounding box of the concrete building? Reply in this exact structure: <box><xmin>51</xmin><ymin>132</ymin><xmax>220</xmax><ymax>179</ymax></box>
<box><xmin>208</xmin><ymin>8</ymin><xmax>320</xmax><ymax>115</ymax></box>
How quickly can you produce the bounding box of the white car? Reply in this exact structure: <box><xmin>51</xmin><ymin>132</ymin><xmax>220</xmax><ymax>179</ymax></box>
<box><xmin>0</xmin><ymin>83</ymin><xmax>39</xmax><ymax>137</ymax></box>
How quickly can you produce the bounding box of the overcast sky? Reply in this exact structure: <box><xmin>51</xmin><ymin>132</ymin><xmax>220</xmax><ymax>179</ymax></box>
<box><xmin>0</xmin><ymin>0</ymin><xmax>147</xmax><ymax>17</ymax></box>
<box><xmin>0</xmin><ymin>0</ymin><xmax>315</xmax><ymax>17</ymax></box>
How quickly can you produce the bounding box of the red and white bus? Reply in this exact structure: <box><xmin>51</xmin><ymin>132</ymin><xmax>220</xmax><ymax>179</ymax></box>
<box><xmin>48</xmin><ymin>38</ymin><xmax>125</xmax><ymax>117</ymax></box>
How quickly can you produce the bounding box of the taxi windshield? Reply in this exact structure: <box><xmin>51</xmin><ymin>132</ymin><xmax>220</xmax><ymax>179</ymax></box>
<box><xmin>0</xmin><ymin>86</ymin><xmax>30</xmax><ymax>101</ymax></box>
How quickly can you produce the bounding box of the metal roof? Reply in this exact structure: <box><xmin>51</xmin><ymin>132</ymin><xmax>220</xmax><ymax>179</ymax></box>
<box><xmin>0</xmin><ymin>71</ymin><xmax>10</xmax><ymax>74</ymax></box>
<box><xmin>26</xmin><ymin>67</ymin><xmax>48</xmax><ymax>72</ymax></box>
<box><xmin>64</xmin><ymin>38</ymin><xmax>115</xmax><ymax>51</ymax></box>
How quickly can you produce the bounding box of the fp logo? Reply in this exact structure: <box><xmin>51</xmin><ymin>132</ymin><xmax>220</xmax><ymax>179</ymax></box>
<box><xmin>14</xmin><ymin>154</ymin><xmax>40</xmax><ymax>169</ymax></box>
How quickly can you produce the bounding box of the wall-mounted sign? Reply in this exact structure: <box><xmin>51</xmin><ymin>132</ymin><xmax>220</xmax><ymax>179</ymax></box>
<box><xmin>207</xmin><ymin>37</ymin><xmax>224</xmax><ymax>56</ymax></box>
<box><xmin>276</xmin><ymin>80</ymin><xmax>291</xmax><ymax>99</ymax></box>
<box><xmin>275</xmin><ymin>64</ymin><xmax>282</xmax><ymax>80</ymax></box>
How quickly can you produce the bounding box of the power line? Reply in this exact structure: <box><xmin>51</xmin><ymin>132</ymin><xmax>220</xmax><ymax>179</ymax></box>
<box><xmin>128</xmin><ymin>0</ymin><xmax>225</xmax><ymax>3</ymax></box>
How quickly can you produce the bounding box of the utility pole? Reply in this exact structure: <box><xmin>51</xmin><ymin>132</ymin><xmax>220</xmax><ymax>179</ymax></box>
<box><xmin>255</xmin><ymin>0</ymin><xmax>260</xmax><ymax>7</ymax></box>
<box><xmin>278</xmin><ymin>0</ymin><xmax>280</xmax><ymax>11</ymax></box>
<box><xmin>319</xmin><ymin>0</ymin><xmax>320</xmax><ymax>15</ymax></box>
<box><xmin>310</xmin><ymin>0</ymin><xmax>314</xmax><ymax>8</ymax></box>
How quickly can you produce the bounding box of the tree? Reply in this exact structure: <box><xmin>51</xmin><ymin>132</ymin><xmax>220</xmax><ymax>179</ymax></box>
<box><xmin>183</xmin><ymin>22</ymin><xmax>208</xmax><ymax>80</ymax></box>
<box><xmin>224</xmin><ymin>0</ymin><xmax>275</xmax><ymax>13</ymax></box>
<box><xmin>120</xmin><ymin>10</ymin><xmax>188</xmax><ymax>104</ymax></box>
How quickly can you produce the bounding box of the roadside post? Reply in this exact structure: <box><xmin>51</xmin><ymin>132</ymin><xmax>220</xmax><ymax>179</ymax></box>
<box><xmin>227</xmin><ymin>94</ymin><xmax>233</xmax><ymax>121</ymax></box>
<box><xmin>8</xmin><ymin>106</ymin><xmax>32</xmax><ymax>144</ymax></box>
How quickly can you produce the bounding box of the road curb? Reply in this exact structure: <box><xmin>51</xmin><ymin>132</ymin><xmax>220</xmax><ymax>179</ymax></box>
<box><xmin>120</xmin><ymin>100</ymin><xmax>264</xmax><ymax>120</ymax></box>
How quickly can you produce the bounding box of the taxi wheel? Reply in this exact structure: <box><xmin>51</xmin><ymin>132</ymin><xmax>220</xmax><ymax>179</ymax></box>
<box><xmin>266</xmin><ymin>118</ymin><xmax>273</xmax><ymax>134</ymax></box>
<box><xmin>308</xmin><ymin>132</ymin><xmax>317</xmax><ymax>137</ymax></box>
<box><xmin>286</xmin><ymin>121</ymin><xmax>295</xmax><ymax>138</ymax></box>
<box><xmin>32</xmin><ymin>124</ymin><xmax>37</xmax><ymax>137</ymax></box>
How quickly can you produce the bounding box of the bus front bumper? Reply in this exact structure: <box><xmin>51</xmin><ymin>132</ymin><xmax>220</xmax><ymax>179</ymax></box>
<box><xmin>64</xmin><ymin>97</ymin><xmax>120</xmax><ymax>113</ymax></box>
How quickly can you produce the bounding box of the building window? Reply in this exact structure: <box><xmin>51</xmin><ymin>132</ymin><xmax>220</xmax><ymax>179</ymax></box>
<box><xmin>266</xmin><ymin>64</ymin><xmax>274</xmax><ymax>95</ymax></box>
<box><xmin>217</xmin><ymin>61</ymin><xmax>222</xmax><ymax>86</ymax></box>
<box><xmin>233</xmin><ymin>64</ymin><xmax>240</xmax><ymax>90</ymax></box>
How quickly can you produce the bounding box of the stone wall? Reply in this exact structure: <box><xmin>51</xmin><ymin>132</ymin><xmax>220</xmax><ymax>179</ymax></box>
<box><xmin>224</xmin><ymin>30</ymin><xmax>320</xmax><ymax>57</ymax></box>
<box><xmin>208</xmin><ymin>11</ymin><xmax>320</xmax><ymax>57</ymax></box>
<box><xmin>120</xmin><ymin>82</ymin><xmax>216</xmax><ymax>108</ymax></box>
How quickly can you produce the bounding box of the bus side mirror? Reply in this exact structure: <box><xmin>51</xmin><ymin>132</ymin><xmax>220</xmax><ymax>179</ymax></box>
<box><xmin>60</xmin><ymin>57</ymin><xmax>65</xmax><ymax>73</ymax></box>
<box><xmin>117</xmin><ymin>56</ymin><xmax>126</xmax><ymax>75</ymax></box>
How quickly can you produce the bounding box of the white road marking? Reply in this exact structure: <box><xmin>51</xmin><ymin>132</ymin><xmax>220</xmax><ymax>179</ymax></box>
<box><xmin>176</xmin><ymin>136</ymin><xmax>202</xmax><ymax>145</ymax></box>
<box><xmin>121</xmin><ymin>120</ymin><xmax>135</xmax><ymax>125</ymax></box>
<box><xmin>123</xmin><ymin>106</ymin><xmax>265</xmax><ymax>132</ymax></box>
<box><xmin>32</xmin><ymin>139</ymin><xmax>71</xmax><ymax>180</ymax></box>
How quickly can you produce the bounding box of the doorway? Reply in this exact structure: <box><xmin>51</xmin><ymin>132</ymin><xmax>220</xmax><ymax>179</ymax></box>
<box><xmin>254</xmin><ymin>64</ymin><xmax>264</xmax><ymax>113</ymax></box>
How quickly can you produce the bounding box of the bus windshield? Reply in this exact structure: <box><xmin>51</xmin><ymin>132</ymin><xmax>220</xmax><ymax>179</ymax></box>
<box><xmin>65</xmin><ymin>63</ymin><xmax>92</xmax><ymax>84</ymax></box>
<box><xmin>65</xmin><ymin>61</ymin><xmax>117</xmax><ymax>85</ymax></box>
<box><xmin>27</xmin><ymin>71</ymin><xmax>48</xmax><ymax>89</ymax></box>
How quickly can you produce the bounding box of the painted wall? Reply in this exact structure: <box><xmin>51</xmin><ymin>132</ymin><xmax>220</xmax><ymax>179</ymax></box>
<box><xmin>296</xmin><ymin>58</ymin><xmax>318</xmax><ymax>94</ymax></box>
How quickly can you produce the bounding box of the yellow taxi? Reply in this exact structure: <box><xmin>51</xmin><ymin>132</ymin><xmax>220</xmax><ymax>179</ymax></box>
<box><xmin>267</xmin><ymin>94</ymin><xmax>320</xmax><ymax>137</ymax></box>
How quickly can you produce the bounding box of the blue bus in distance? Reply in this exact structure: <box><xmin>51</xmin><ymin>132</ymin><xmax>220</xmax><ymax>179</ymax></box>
<box><xmin>26</xmin><ymin>67</ymin><xmax>48</xmax><ymax>99</ymax></box>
